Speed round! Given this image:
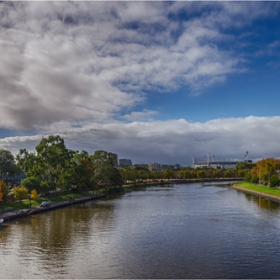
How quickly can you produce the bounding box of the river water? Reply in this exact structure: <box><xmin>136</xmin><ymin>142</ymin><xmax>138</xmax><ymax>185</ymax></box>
<box><xmin>1</xmin><ymin>181</ymin><xmax>280</xmax><ymax>279</ymax></box>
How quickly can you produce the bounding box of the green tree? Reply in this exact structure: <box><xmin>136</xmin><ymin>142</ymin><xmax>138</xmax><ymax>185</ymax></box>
<box><xmin>90</xmin><ymin>150</ymin><xmax>123</xmax><ymax>188</ymax></box>
<box><xmin>137</xmin><ymin>170</ymin><xmax>148</xmax><ymax>181</ymax></box>
<box><xmin>197</xmin><ymin>169</ymin><xmax>206</xmax><ymax>179</ymax></box>
<box><xmin>35</xmin><ymin>135</ymin><xmax>72</xmax><ymax>190</ymax></box>
<box><xmin>269</xmin><ymin>174</ymin><xmax>280</xmax><ymax>188</ymax></box>
<box><xmin>0</xmin><ymin>149</ymin><xmax>18</xmax><ymax>179</ymax></box>
<box><xmin>16</xmin><ymin>149</ymin><xmax>37</xmax><ymax>177</ymax></box>
<box><xmin>21</xmin><ymin>177</ymin><xmax>40</xmax><ymax>192</ymax></box>
<box><xmin>235</xmin><ymin>162</ymin><xmax>256</xmax><ymax>170</ymax></box>
<box><xmin>63</xmin><ymin>150</ymin><xmax>95</xmax><ymax>191</ymax></box>
<box><xmin>250</xmin><ymin>176</ymin><xmax>259</xmax><ymax>184</ymax></box>
<box><xmin>119</xmin><ymin>168</ymin><xmax>130</xmax><ymax>183</ymax></box>
<box><xmin>244</xmin><ymin>172</ymin><xmax>252</xmax><ymax>182</ymax></box>
<box><xmin>40</xmin><ymin>182</ymin><xmax>51</xmax><ymax>195</ymax></box>
<box><xmin>163</xmin><ymin>168</ymin><xmax>174</xmax><ymax>180</ymax></box>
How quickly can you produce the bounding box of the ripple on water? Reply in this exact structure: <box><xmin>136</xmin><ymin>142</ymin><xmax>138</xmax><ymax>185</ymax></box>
<box><xmin>2</xmin><ymin>182</ymin><xmax>280</xmax><ymax>278</ymax></box>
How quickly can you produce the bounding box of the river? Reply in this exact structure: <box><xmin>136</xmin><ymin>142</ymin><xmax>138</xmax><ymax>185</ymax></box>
<box><xmin>1</xmin><ymin>181</ymin><xmax>280</xmax><ymax>279</ymax></box>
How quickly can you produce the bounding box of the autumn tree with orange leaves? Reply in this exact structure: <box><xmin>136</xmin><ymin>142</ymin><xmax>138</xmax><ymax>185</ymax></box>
<box><xmin>0</xmin><ymin>179</ymin><xmax>10</xmax><ymax>204</ymax></box>
<box><xmin>251</xmin><ymin>158</ymin><xmax>280</xmax><ymax>185</ymax></box>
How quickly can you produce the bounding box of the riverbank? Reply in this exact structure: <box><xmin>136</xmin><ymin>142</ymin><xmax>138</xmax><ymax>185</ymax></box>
<box><xmin>231</xmin><ymin>182</ymin><xmax>280</xmax><ymax>204</ymax></box>
<box><xmin>0</xmin><ymin>193</ymin><xmax>106</xmax><ymax>222</ymax></box>
<box><xmin>123</xmin><ymin>177</ymin><xmax>243</xmax><ymax>189</ymax></box>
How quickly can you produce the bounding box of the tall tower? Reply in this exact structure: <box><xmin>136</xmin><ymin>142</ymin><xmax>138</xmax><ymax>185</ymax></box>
<box><xmin>207</xmin><ymin>152</ymin><xmax>210</xmax><ymax>167</ymax></box>
<box><xmin>192</xmin><ymin>154</ymin><xmax>196</xmax><ymax>167</ymax></box>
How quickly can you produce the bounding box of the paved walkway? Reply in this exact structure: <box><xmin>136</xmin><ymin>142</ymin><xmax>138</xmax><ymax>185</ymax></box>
<box><xmin>0</xmin><ymin>194</ymin><xmax>105</xmax><ymax>222</ymax></box>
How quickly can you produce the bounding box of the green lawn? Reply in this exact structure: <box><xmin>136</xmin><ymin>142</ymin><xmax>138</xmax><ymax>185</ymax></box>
<box><xmin>235</xmin><ymin>182</ymin><xmax>280</xmax><ymax>197</ymax></box>
<box><xmin>0</xmin><ymin>192</ymin><xmax>87</xmax><ymax>211</ymax></box>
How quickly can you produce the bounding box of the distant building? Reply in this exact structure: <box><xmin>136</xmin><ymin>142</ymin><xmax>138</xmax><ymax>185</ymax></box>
<box><xmin>148</xmin><ymin>162</ymin><xmax>162</xmax><ymax>171</ymax></box>
<box><xmin>193</xmin><ymin>161</ymin><xmax>239</xmax><ymax>169</ymax></box>
<box><xmin>148</xmin><ymin>163</ymin><xmax>181</xmax><ymax>171</ymax></box>
<box><xmin>119</xmin><ymin>159</ymin><xmax>132</xmax><ymax>167</ymax></box>
<box><xmin>134</xmin><ymin>164</ymin><xmax>149</xmax><ymax>168</ymax></box>
<box><xmin>162</xmin><ymin>164</ymin><xmax>181</xmax><ymax>170</ymax></box>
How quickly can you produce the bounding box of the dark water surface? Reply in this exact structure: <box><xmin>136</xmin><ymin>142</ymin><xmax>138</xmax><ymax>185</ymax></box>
<box><xmin>1</xmin><ymin>182</ymin><xmax>280</xmax><ymax>279</ymax></box>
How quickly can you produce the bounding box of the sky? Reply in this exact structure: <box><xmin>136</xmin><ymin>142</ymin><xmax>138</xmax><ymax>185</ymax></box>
<box><xmin>1</xmin><ymin>1</ymin><xmax>280</xmax><ymax>166</ymax></box>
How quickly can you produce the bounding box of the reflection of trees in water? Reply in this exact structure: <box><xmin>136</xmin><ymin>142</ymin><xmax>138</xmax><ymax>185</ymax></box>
<box><xmin>0</xmin><ymin>224</ymin><xmax>10</xmax><ymax>244</ymax></box>
<box><xmin>258</xmin><ymin>197</ymin><xmax>280</xmax><ymax>210</ymax></box>
<box><xmin>37</xmin><ymin>201</ymin><xmax>116</xmax><ymax>257</ymax></box>
<box><xmin>0</xmin><ymin>201</ymin><xmax>117</xmax><ymax>274</ymax></box>
<box><xmin>244</xmin><ymin>193</ymin><xmax>280</xmax><ymax>211</ymax></box>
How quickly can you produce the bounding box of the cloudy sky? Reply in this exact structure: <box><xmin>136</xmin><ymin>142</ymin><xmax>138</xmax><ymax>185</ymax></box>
<box><xmin>0</xmin><ymin>1</ymin><xmax>280</xmax><ymax>166</ymax></box>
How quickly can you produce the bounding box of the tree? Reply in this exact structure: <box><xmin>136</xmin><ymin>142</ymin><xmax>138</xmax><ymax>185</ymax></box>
<box><xmin>0</xmin><ymin>179</ymin><xmax>9</xmax><ymax>203</ymax></box>
<box><xmin>90</xmin><ymin>150</ymin><xmax>123</xmax><ymax>188</ymax></box>
<box><xmin>21</xmin><ymin>177</ymin><xmax>40</xmax><ymax>192</ymax></box>
<box><xmin>269</xmin><ymin>174</ymin><xmax>280</xmax><ymax>188</ymax></box>
<box><xmin>16</xmin><ymin>149</ymin><xmax>37</xmax><ymax>177</ymax></box>
<box><xmin>244</xmin><ymin>172</ymin><xmax>252</xmax><ymax>182</ymax></box>
<box><xmin>0</xmin><ymin>149</ymin><xmax>18</xmax><ymax>179</ymax></box>
<box><xmin>63</xmin><ymin>150</ymin><xmax>95</xmax><ymax>191</ymax></box>
<box><xmin>30</xmin><ymin>189</ymin><xmax>38</xmax><ymax>199</ymax></box>
<box><xmin>250</xmin><ymin>176</ymin><xmax>259</xmax><ymax>184</ymax></box>
<box><xmin>163</xmin><ymin>168</ymin><xmax>174</xmax><ymax>180</ymax></box>
<box><xmin>137</xmin><ymin>170</ymin><xmax>148</xmax><ymax>181</ymax></box>
<box><xmin>34</xmin><ymin>135</ymin><xmax>73</xmax><ymax>190</ymax></box>
<box><xmin>13</xmin><ymin>186</ymin><xmax>28</xmax><ymax>202</ymax></box>
<box><xmin>252</xmin><ymin>158</ymin><xmax>280</xmax><ymax>184</ymax></box>
<box><xmin>40</xmin><ymin>182</ymin><xmax>51</xmax><ymax>195</ymax></box>
<box><xmin>197</xmin><ymin>169</ymin><xmax>206</xmax><ymax>179</ymax></box>
<box><xmin>235</xmin><ymin>162</ymin><xmax>256</xmax><ymax>170</ymax></box>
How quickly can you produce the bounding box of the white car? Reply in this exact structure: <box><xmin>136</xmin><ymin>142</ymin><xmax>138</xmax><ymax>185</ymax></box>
<box><xmin>40</xmin><ymin>201</ymin><xmax>51</xmax><ymax>207</ymax></box>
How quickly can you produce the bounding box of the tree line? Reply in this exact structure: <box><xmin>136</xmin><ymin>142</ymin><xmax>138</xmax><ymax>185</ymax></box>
<box><xmin>0</xmin><ymin>135</ymin><xmax>123</xmax><ymax>203</ymax></box>
<box><xmin>244</xmin><ymin>158</ymin><xmax>280</xmax><ymax>188</ymax></box>
<box><xmin>0</xmin><ymin>134</ymin><xmax>262</xmax><ymax>203</ymax></box>
<box><xmin>120</xmin><ymin>161</ymin><xmax>254</xmax><ymax>183</ymax></box>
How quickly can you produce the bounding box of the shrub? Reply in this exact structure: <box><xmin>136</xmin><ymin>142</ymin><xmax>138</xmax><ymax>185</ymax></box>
<box><xmin>269</xmin><ymin>174</ymin><xmax>280</xmax><ymax>188</ymax></box>
<box><xmin>244</xmin><ymin>173</ymin><xmax>252</xmax><ymax>182</ymax></box>
<box><xmin>250</xmin><ymin>176</ymin><xmax>259</xmax><ymax>184</ymax></box>
<box><xmin>21</xmin><ymin>177</ymin><xmax>40</xmax><ymax>192</ymax></box>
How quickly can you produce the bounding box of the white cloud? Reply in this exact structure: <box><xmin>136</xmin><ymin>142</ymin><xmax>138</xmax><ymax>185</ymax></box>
<box><xmin>0</xmin><ymin>2</ymin><xmax>279</xmax><ymax>165</ymax></box>
<box><xmin>0</xmin><ymin>1</ymin><xmax>259</xmax><ymax>130</ymax></box>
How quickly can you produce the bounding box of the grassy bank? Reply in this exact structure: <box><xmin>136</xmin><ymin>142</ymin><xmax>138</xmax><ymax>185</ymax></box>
<box><xmin>235</xmin><ymin>182</ymin><xmax>280</xmax><ymax>197</ymax></box>
<box><xmin>0</xmin><ymin>192</ymin><xmax>87</xmax><ymax>211</ymax></box>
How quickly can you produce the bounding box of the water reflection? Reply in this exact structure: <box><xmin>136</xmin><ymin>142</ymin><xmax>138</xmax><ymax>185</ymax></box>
<box><xmin>1</xmin><ymin>183</ymin><xmax>280</xmax><ymax>278</ymax></box>
<box><xmin>243</xmin><ymin>193</ymin><xmax>280</xmax><ymax>210</ymax></box>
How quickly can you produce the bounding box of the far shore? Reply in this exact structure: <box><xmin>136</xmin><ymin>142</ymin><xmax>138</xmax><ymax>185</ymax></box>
<box><xmin>123</xmin><ymin>177</ymin><xmax>243</xmax><ymax>187</ymax></box>
<box><xmin>231</xmin><ymin>184</ymin><xmax>280</xmax><ymax>204</ymax></box>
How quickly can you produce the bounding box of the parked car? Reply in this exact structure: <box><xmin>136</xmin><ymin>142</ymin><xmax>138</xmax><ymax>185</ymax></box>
<box><xmin>40</xmin><ymin>201</ymin><xmax>51</xmax><ymax>207</ymax></box>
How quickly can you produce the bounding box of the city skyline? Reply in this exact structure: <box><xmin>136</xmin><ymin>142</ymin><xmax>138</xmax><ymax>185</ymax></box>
<box><xmin>1</xmin><ymin>2</ymin><xmax>280</xmax><ymax>165</ymax></box>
